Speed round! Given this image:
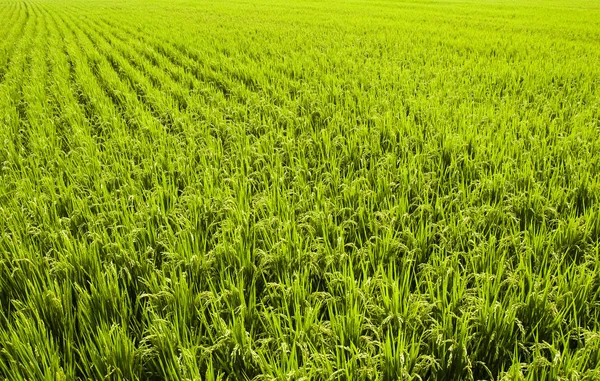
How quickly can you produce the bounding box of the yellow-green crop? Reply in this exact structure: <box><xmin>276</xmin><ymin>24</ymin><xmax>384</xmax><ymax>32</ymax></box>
<box><xmin>1</xmin><ymin>0</ymin><xmax>599</xmax><ymax>379</ymax></box>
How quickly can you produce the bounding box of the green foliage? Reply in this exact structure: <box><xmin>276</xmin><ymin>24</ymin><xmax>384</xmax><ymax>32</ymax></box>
<box><xmin>1</xmin><ymin>0</ymin><xmax>599</xmax><ymax>379</ymax></box>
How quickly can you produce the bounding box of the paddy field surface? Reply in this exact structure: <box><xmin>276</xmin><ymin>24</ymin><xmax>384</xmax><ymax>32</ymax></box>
<box><xmin>0</xmin><ymin>0</ymin><xmax>600</xmax><ymax>379</ymax></box>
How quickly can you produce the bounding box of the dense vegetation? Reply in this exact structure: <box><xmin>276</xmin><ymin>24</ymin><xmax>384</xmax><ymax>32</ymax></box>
<box><xmin>1</xmin><ymin>0</ymin><xmax>599</xmax><ymax>379</ymax></box>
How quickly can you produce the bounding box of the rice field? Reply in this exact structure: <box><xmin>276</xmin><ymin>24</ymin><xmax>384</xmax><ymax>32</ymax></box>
<box><xmin>1</xmin><ymin>0</ymin><xmax>600</xmax><ymax>379</ymax></box>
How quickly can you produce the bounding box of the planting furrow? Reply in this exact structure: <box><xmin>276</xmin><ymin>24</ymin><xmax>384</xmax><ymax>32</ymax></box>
<box><xmin>87</xmin><ymin>13</ymin><xmax>327</xmax><ymax>143</ymax></box>
<box><xmin>21</xmin><ymin>5</ymin><xmax>49</xmax><ymax>132</ymax></box>
<box><xmin>82</xmin><ymin>14</ymin><xmax>245</xmax><ymax>103</ymax></box>
<box><xmin>62</xmin><ymin>9</ymin><xmax>234</xmax><ymax>137</ymax></box>
<box><xmin>61</xmin><ymin>9</ymin><xmax>192</xmax><ymax>135</ymax></box>
<box><xmin>79</xmin><ymin>16</ymin><xmax>247</xmax><ymax>133</ymax></box>
<box><xmin>50</xmin><ymin>6</ymin><xmax>190</xmax><ymax>206</ymax></box>
<box><xmin>1</xmin><ymin>3</ymin><xmax>56</xmax><ymax>192</ymax></box>
<box><xmin>41</xmin><ymin>5</ymin><xmax>96</xmax><ymax>155</ymax></box>
<box><xmin>80</xmin><ymin>13</ymin><xmax>278</xmax><ymax>126</ymax></box>
<box><xmin>95</xmin><ymin>14</ymin><xmax>302</xmax><ymax>104</ymax></box>
<box><xmin>30</xmin><ymin>4</ymin><xmax>88</xmax><ymax>157</ymax></box>
<box><xmin>47</xmin><ymin>5</ymin><xmax>134</xmax><ymax>145</ymax></box>
<box><xmin>68</xmin><ymin>12</ymin><xmax>196</xmax><ymax>98</ymax></box>
<box><xmin>78</xmin><ymin>15</ymin><xmax>216</xmax><ymax>97</ymax></box>
<box><xmin>81</xmin><ymin>12</ymin><xmax>300</xmax><ymax>143</ymax></box>
<box><xmin>54</xmin><ymin>19</ymin><xmax>113</xmax><ymax>139</ymax></box>
<box><xmin>57</xmin><ymin>11</ymin><xmax>166</xmax><ymax>138</ymax></box>
<box><xmin>1</xmin><ymin>2</ymin><xmax>32</xmax><ymax>52</ymax></box>
<box><xmin>51</xmin><ymin>8</ymin><xmax>159</xmax><ymax>139</ymax></box>
<box><xmin>0</xmin><ymin>2</ymin><xmax>32</xmax><ymax>83</ymax></box>
<box><xmin>0</xmin><ymin>2</ymin><xmax>19</xmax><ymax>37</ymax></box>
<box><xmin>0</xmin><ymin>1</ymin><xmax>21</xmax><ymax>37</ymax></box>
<box><xmin>0</xmin><ymin>0</ymin><xmax>43</xmax><ymax>159</ymax></box>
